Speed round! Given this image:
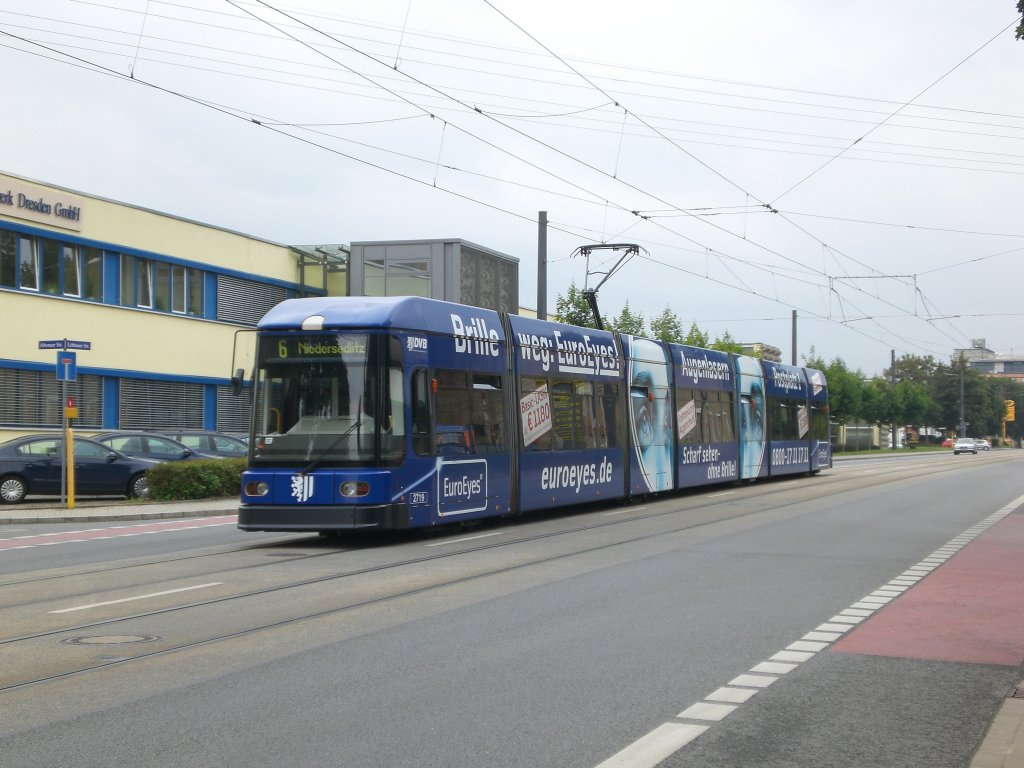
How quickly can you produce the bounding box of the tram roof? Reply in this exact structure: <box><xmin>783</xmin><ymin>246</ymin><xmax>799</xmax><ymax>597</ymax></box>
<box><xmin>257</xmin><ymin>295</ymin><xmax>504</xmax><ymax>334</ymax></box>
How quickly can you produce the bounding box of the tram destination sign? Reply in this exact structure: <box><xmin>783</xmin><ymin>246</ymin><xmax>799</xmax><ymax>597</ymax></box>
<box><xmin>38</xmin><ymin>339</ymin><xmax>92</xmax><ymax>351</ymax></box>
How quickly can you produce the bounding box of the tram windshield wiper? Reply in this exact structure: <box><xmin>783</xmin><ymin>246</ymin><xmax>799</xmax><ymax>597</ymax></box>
<box><xmin>300</xmin><ymin>398</ymin><xmax>363</xmax><ymax>475</ymax></box>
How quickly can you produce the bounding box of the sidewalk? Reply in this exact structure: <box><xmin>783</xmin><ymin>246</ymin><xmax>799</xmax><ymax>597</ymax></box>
<box><xmin>0</xmin><ymin>496</ymin><xmax>239</xmax><ymax>524</ymax></box>
<box><xmin>973</xmin><ymin>689</ymin><xmax>1024</xmax><ymax>768</ymax></box>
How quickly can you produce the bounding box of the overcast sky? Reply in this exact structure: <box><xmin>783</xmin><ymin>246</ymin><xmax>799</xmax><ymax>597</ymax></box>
<box><xmin>4</xmin><ymin>0</ymin><xmax>1023</xmax><ymax>375</ymax></box>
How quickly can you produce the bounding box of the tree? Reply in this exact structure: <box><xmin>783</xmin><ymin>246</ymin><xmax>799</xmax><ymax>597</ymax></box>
<box><xmin>649</xmin><ymin>306</ymin><xmax>685</xmax><ymax>343</ymax></box>
<box><xmin>606</xmin><ymin>302</ymin><xmax>646</xmax><ymax>336</ymax></box>
<box><xmin>553</xmin><ymin>282</ymin><xmax>599</xmax><ymax>328</ymax></box>
<box><xmin>683</xmin><ymin>322</ymin><xmax>710</xmax><ymax>348</ymax></box>
<box><xmin>711</xmin><ymin>330</ymin><xmax>744</xmax><ymax>355</ymax></box>
<box><xmin>1017</xmin><ymin>0</ymin><xmax>1024</xmax><ymax>40</ymax></box>
<box><xmin>819</xmin><ymin>358</ymin><xmax>865</xmax><ymax>424</ymax></box>
<box><xmin>894</xmin><ymin>379</ymin><xmax>932</xmax><ymax>427</ymax></box>
<box><xmin>885</xmin><ymin>354</ymin><xmax>937</xmax><ymax>385</ymax></box>
<box><xmin>802</xmin><ymin>346</ymin><xmax>826</xmax><ymax>371</ymax></box>
<box><xmin>930</xmin><ymin>359</ymin><xmax>989</xmax><ymax>436</ymax></box>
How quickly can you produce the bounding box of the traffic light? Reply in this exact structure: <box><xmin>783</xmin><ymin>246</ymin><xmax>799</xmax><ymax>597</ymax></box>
<box><xmin>1005</xmin><ymin>400</ymin><xmax>1016</xmax><ymax>421</ymax></box>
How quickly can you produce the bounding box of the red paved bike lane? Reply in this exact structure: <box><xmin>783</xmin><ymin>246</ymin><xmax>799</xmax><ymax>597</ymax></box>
<box><xmin>832</xmin><ymin>510</ymin><xmax>1024</xmax><ymax>666</ymax></box>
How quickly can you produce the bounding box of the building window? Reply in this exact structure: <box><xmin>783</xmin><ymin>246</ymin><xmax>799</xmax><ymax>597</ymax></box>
<box><xmin>40</xmin><ymin>239</ymin><xmax>61</xmax><ymax>294</ymax></box>
<box><xmin>153</xmin><ymin>261</ymin><xmax>171</xmax><ymax>311</ymax></box>
<box><xmin>217</xmin><ymin>274</ymin><xmax>285</xmax><ymax>325</ymax></box>
<box><xmin>187</xmin><ymin>269</ymin><xmax>203</xmax><ymax>316</ymax></box>
<box><xmin>0</xmin><ymin>230</ymin><xmax>15</xmax><ymax>287</ymax></box>
<box><xmin>119</xmin><ymin>379</ymin><xmax>203</xmax><ymax>429</ymax></box>
<box><xmin>361</xmin><ymin>256</ymin><xmax>432</xmax><ymax>297</ymax></box>
<box><xmin>137</xmin><ymin>258</ymin><xmax>153</xmax><ymax>308</ymax></box>
<box><xmin>19</xmin><ymin>236</ymin><xmax>38</xmax><ymax>291</ymax></box>
<box><xmin>0</xmin><ymin>368</ymin><xmax>102</xmax><ymax>428</ymax></box>
<box><xmin>120</xmin><ymin>254</ymin><xmax>136</xmax><ymax>306</ymax></box>
<box><xmin>172</xmin><ymin>265</ymin><xmax>186</xmax><ymax>313</ymax></box>
<box><xmin>62</xmin><ymin>244</ymin><xmax>81</xmax><ymax>297</ymax></box>
<box><xmin>118</xmin><ymin>254</ymin><xmax>202</xmax><ymax>313</ymax></box>
<box><xmin>216</xmin><ymin>385</ymin><xmax>251</xmax><ymax>434</ymax></box>
<box><xmin>387</xmin><ymin>259</ymin><xmax>431</xmax><ymax>297</ymax></box>
<box><xmin>364</xmin><ymin>257</ymin><xmax>385</xmax><ymax>296</ymax></box>
<box><xmin>82</xmin><ymin>246</ymin><xmax>102</xmax><ymax>301</ymax></box>
<box><xmin>120</xmin><ymin>254</ymin><xmax>155</xmax><ymax>307</ymax></box>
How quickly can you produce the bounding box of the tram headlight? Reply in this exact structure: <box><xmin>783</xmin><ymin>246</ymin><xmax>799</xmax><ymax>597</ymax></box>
<box><xmin>340</xmin><ymin>481</ymin><xmax>370</xmax><ymax>498</ymax></box>
<box><xmin>244</xmin><ymin>481</ymin><xmax>270</xmax><ymax>497</ymax></box>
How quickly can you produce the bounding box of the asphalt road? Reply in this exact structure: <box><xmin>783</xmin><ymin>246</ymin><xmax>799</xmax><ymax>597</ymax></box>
<box><xmin>1</xmin><ymin>450</ymin><xmax>1021</xmax><ymax>768</ymax></box>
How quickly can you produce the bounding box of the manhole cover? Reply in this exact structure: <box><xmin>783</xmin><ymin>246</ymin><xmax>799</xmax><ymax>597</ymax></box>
<box><xmin>61</xmin><ymin>635</ymin><xmax>161</xmax><ymax>646</ymax></box>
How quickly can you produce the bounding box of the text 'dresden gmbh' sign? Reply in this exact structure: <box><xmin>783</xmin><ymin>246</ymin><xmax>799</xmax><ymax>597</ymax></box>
<box><xmin>0</xmin><ymin>178</ymin><xmax>84</xmax><ymax>232</ymax></box>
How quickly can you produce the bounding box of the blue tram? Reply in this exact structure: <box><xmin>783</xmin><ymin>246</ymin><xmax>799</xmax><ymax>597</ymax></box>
<box><xmin>237</xmin><ymin>296</ymin><xmax>831</xmax><ymax>532</ymax></box>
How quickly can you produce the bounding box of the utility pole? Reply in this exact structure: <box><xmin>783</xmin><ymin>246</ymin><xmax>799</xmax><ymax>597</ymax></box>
<box><xmin>791</xmin><ymin>309</ymin><xmax>797</xmax><ymax>366</ymax></box>
<box><xmin>959</xmin><ymin>365</ymin><xmax>966</xmax><ymax>437</ymax></box>
<box><xmin>537</xmin><ymin>211</ymin><xmax>547</xmax><ymax>320</ymax></box>
<box><xmin>891</xmin><ymin>349</ymin><xmax>897</xmax><ymax>450</ymax></box>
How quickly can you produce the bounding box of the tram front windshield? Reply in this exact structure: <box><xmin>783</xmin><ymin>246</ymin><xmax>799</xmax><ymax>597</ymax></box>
<box><xmin>250</xmin><ymin>333</ymin><xmax>403</xmax><ymax>467</ymax></box>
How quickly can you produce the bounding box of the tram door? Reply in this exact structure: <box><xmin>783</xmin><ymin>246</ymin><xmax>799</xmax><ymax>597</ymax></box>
<box><xmin>413</xmin><ymin>366</ymin><xmax>512</xmax><ymax>524</ymax></box>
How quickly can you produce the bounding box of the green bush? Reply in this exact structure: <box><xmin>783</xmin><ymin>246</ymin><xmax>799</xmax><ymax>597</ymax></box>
<box><xmin>146</xmin><ymin>458</ymin><xmax>246</xmax><ymax>501</ymax></box>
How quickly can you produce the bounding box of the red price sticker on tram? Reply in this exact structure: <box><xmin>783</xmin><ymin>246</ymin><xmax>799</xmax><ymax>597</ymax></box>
<box><xmin>520</xmin><ymin>385</ymin><xmax>552</xmax><ymax>446</ymax></box>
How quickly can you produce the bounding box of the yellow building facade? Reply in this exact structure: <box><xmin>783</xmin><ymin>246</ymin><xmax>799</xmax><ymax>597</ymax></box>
<box><xmin>0</xmin><ymin>171</ymin><xmax>341</xmax><ymax>441</ymax></box>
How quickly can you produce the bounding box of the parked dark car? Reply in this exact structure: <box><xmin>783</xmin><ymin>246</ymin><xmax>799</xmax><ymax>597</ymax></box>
<box><xmin>0</xmin><ymin>434</ymin><xmax>155</xmax><ymax>503</ymax></box>
<box><xmin>159</xmin><ymin>430</ymin><xmax>248</xmax><ymax>458</ymax></box>
<box><xmin>92</xmin><ymin>431</ymin><xmax>218</xmax><ymax>461</ymax></box>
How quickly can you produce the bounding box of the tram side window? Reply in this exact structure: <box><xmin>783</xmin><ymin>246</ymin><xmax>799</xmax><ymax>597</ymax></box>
<box><xmin>411</xmin><ymin>369</ymin><xmax>431</xmax><ymax>456</ymax></box>
<box><xmin>433</xmin><ymin>369</ymin><xmax>506</xmax><ymax>455</ymax></box>
<box><xmin>521</xmin><ymin>376</ymin><xmax>618</xmax><ymax>451</ymax></box>
<box><xmin>676</xmin><ymin>388</ymin><xmax>735</xmax><ymax>444</ymax></box>
<box><xmin>811</xmin><ymin>402</ymin><xmax>829</xmax><ymax>439</ymax></box>
<box><xmin>769</xmin><ymin>396</ymin><xmax>803</xmax><ymax>440</ymax></box>
<box><xmin>707</xmin><ymin>390</ymin><xmax>736</xmax><ymax>443</ymax></box>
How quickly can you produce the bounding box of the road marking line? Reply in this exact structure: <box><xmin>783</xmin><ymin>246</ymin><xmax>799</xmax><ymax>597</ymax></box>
<box><xmin>817</xmin><ymin>623</ymin><xmax>852</xmax><ymax>633</ymax></box>
<box><xmin>788</xmin><ymin>640</ymin><xmax>828</xmax><ymax>652</ymax></box>
<box><xmin>706</xmin><ymin>686</ymin><xmax>759</xmax><ymax>704</ymax></box>
<box><xmin>728</xmin><ymin>674</ymin><xmax>776</xmax><ymax>688</ymax></box>
<box><xmin>708</xmin><ymin>491</ymin><xmax>737</xmax><ymax>498</ymax></box>
<box><xmin>828</xmin><ymin>616</ymin><xmax>863</xmax><ymax>625</ymax></box>
<box><xmin>773</xmin><ymin>650</ymin><xmax>815</xmax><ymax>663</ymax></box>
<box><xmin>49</xmin><ymin>583</ymin><xmax>223</xmax><ymax>613</ymax></box>
<box><xmin>803</xmin><ymin>630</ymin><xmax>842</xmax><ymax>641</ymax></box>
<box><xmin>677</xmin><ymin>702</ymin><xmax>737</xmax><ymax>721</ymax></box>
<box><xmin>424</xmin><ymin>531</ymin><xmax>505</xmax><ymax>547</ymax></box>
<box><xmin>861</xmin><ymin>595</ymin><xmax>893</xmax><ymax>604</ymax></box>
<box><xmin>593</xmin><ymin>722</ymin><xmax>708</xmax><ymax>768</ymax></box>
<box><xmin>750</xmin><ymin>661</ymin><xmax>796</xmax><ymax>674</ymax></box>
